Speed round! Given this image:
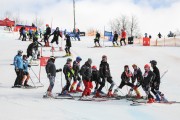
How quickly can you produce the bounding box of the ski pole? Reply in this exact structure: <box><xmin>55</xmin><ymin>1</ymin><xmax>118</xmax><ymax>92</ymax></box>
<box><xmin>161</xmin><ymin>70</ymin><xmax>168</xmax><ymax>79</ymax></box>
<box><xmin>29</xmin><ymin>76</ymin><xmax>36</xmax><ymax>87</ymax></box>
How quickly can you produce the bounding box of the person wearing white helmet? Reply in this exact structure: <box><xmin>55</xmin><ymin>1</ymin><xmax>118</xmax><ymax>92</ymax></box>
<box><xmin>13</xmin><ymin>50</ymin><xmax>24</xmax><ymax>87</ymax></box>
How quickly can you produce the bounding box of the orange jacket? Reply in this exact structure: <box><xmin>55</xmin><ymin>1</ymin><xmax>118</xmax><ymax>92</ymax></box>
<box><xmin>121</xmin><ymin>31</ymin><xmax>126</xmax><ymax>38</ymax></box>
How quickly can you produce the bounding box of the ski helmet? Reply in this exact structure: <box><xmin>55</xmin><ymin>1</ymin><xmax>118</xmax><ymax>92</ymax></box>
<box><xmin>76</xmin><ymin>56</ymin><xmax>82</xmax><ymax>62</ymax></box>
<box><xmin>144</xmin><ymin>64</ymin><xmax>150</xmax><ymax>69</ymax></box>
<box><xmin>92</xmin><ymin>65</ymin><xmax>97</xmax><ymax>69</ymax></box>
<box><xmin>18</xmin><ymin>50</ymin><xmax>23</xmax><ymax>54</ymax></box>
<box><xmin>87</xmin><ymin>58</ymin><xmax>92</xmax><ymax>65</ymax></box>
<box><xmin>67</xmin><ymin>58</ymin><xmax>72</xmax><ymax>62</ymax></box>
<box><xmin>46</xmin><ymin>24</ymin><xmax>49</xmax><ymax>27</ymax></box>
<box><xmin>50</xmin><ymin>56</ymin><xmax>55</xmax><ymax>60</ymax></box>
<box><xmin>150</xmin><ymin>60</ymin><xmax>157</xmax><ymax>66</ymax></box>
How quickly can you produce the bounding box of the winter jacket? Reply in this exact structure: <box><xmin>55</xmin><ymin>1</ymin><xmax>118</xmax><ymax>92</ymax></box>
<box><xmin>80</xmin><ymin>62</ymin><xmax>92</xmax><ymax>81</ymax></box>
<box><xmin>132</xmin><ymin>67</ymin><xmax>143</xmax><ymax>84</ymax></box>
<box><xmin>73</xmin><ymin>61</ymin><xmax>81</xmax><ymax>77</ymax></box>
<box><xmin>91</xmin><ymin>70</ymin><xmax>100</xmax><ymax>82</ymax></box>
<box><xmin>23</xmin><ymin>60</ymin><xmax>29</xmax><ymax>72</ymax></box>
<box><xmin>45</xmin><ymin>27</ymin><xmax>51</xmax><ymax>36</ymax></box>
<box><xmin>45</xmin><ymin>59</ymin><xmax>56</xmax><ymax>77</ymax></box>
<box><xmin>142</xmin><ymin>70</ymin><xmax>155</xmax><ymax>87</ymax></box>
<box><xmin>65</xmin><ymin>34</ymin><xmax>71</xmax><ymax>47</ymax></box>
<box><xmin>152</xmin><ymin>66</ymin><xmax>160</xmax><ymax>84</ymax></box>
<box><xmin>99</xmin><ymin>61</ymin><xmax>111</xmax><ymax>78</ymax></box>
<box><xmin>121</xmin><ymin>31</ymin><xmax>126</xmax><ymax>38</ymax></box>
<box><xmin>14</xmin><ymin>55</ymin><xmax>23</xmax><ymax>69</ymax></box>
<box><xmin>95</xmin><ymin>33</ymin><xmax>100</xmax><ymax>40</ymax></box>
<box><xmin>63</xmin><ymin>63</ymin><xmax>74</xmax><ymax>78</ymax></box>
<box><xmin>51</xmin><ymin>30</ymin><xmax>62</xmax><ymax>40</ymax></box>
<box><xmin>121</xmin><ymin>70</ymin><xmax>133</xmax><ymax>83</ymax></box>
<box><xmin>113</xmin><ymin>33</ymin><xmax>118</xmax><ymax>41</ymax></box>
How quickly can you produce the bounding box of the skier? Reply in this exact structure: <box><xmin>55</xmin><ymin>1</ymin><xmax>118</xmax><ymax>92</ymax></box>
<box><xmin>70</xmin><ymin>56</ymin><xmax>83</xmax><ymax>92</ymax></box>
<box><xmin>64</xmin><ymin>34</ymin><xmax>72</xmax><ymax>56</ymax></box>
<box><xmin>13</xmin><ymin>50</ymin><xmax>24</xmax><ymax>87</ymax></box>
<box><xmin>95</xmin><ymin>55</ymin><xmax>115</xmax><ymax>97</ymax></box>
<box><xmin>120</xmin><ymin>29</ymin><xmax>126</xmax><ymax>46</ymax></box>
<box><xmin>158</xmin><ymin>32</ymin><xmax>162</xmax><ymax>39</ymax></box>
<box><xmin>22</xmin><ymin>55</ymin><xmax>31</xmax><ymax>87</ymax></box>
<box><xmin>150</xmin><ymin>60</ymin><xmax>168</xmax><ymax>102</ymax></box>
<box><xmin>91</xmin><ymin>65</ymin><xmax>101</xmax><ymax>95</ymax></box>
<box><xmin>28</xmin><ymin>28</ymin><xmax>33</xmax><ymax>40</ymax></box>
<box><xmin>22</xmin><ymin>28</ymin><xmax>27</xmax><ymax>41</ymax></box>
<box><xmin>112</xmin><ymin>31</ymin><xmax>119</xmax><ymax>46</ymax></box>
<box><xmin>80</xmin><ymin>58</ymin><xmax>93</xmax><ymax>98</ymax></box>
<box><xmin>114</xmin><ymin>65</ymin><xmax>141</xmax><ymax>98</ymax></box>
<box><xmin>61</xmin><ymin>58</ymin><xmax>74</xmax><ymax>94</ymax></box>
<box><xmin>94</xmin><ymin>32</ymin><xmax>101</xmax><ymax>47</ymax></box>
<box><xmin>142</xmin><ymin>64</ymin><xmax>155</xmax><ymax>103</ymax></box>
<box><xmin>19</xmin><ymin>26</ymin><xmax>24</xmax><ymax>40</ymax></box>
<box><xmin>45</xmin><ymin>56</ymin><xmax>62</xmax><ymax>97</ymax></box>
<box><xmin>44</xmin><ymin>24</ymin><xmax>51</xmax><ymax>47</ymax></box>
<box><xmin>50</xmin><ymin>27</ymin><xmax>62</xmax><ymax>49</ymax></box>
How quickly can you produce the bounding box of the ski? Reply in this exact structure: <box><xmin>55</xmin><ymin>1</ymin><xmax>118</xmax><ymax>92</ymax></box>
<box><xmin>54</xmin><ymin>94</ymin><xmax>74</xmax><ymax>99</ymax></box>
<box><xmin>79</xmin><ymin>97</ymin><xmax>108</xmax><ymax>102</ymax></box>
<box><xmin>105</xmin><ymin>45</ymin><xmax>120</xmax><ymax>47</ymax></box>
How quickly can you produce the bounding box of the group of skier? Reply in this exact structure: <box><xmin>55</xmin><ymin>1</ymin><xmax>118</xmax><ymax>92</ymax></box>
<box><xmin>44</xmin><ymin>54</ymin><xmax>167</xmax><ymax>103</ymax></box>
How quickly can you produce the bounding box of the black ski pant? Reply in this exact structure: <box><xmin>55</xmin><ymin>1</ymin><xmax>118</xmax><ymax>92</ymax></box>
<box><xmin>120</xmin><ymin>38</ymin><xmax>126</xmax><ymax>46</ymax></box>
<box><xmin>65</xmin><ymin>46</ymin><xmax>71</xmax><ymax>54</ymax></box>
<box><xmin>118</xmin><ymin>81</ymin><xmax>134</xmax><ymax>89</ymax></box>
<box><xmin>51</xmin><ymin>38</ymin><xmax>59</xmax><ymax>45</ymax></box>
<box><xmin>63</xmin><ymin>76</ymin><xmax>71</xmax><ymax>91</ymax></box>
<box><xmin>112</xmin><ymin>38</ymin><xmax>118</xmax><ymax>45</ymax></box>
<box><xmin>97</xmin><ymin>77</ymin><xmax>114</xmax><ymax>92</ymax></box>
<box><xmin>14</xmin><ymin>69</ymin><xmax>24</xmax><ymax>86</ymax></box>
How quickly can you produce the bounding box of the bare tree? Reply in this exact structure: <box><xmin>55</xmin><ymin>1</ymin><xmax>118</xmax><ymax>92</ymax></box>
<box><xmin>129</xmin><ymin>15</ymin><xmax>139</xmax><ymax>37</ymax></box>
<box><xmin>4</xmin><ymin>11</ymin><xmax>12</xmax><ymax>19</ymax></box>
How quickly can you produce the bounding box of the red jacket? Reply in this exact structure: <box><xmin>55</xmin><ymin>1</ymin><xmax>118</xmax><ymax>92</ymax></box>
<box><xmin>121</xmin><ymin>31</ymin><xmax>126</xmax><ymax>38</ymax></box>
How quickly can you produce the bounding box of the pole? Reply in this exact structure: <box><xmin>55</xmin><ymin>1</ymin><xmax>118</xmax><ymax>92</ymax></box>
<box><xmin>73</xmin><ymin>0</ymin><xmax>76</xmax><ymax>32</ymax></box>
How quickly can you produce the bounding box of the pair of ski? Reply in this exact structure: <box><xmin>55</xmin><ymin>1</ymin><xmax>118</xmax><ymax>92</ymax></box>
<box><xmin>130</xmin><ymin>99</ymin><xmax>180</xmax><ymax>106</ymax></box>
<box><xmin>12</xmin><ymin>85</ymin><xmax>40</xmax><ymax>89</ymax></box>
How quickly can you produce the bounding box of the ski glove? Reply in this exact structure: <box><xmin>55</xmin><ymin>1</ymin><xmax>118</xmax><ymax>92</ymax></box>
<box><xmin>47</xmin><ymin>73</ymin><xmax>51</xmax><ymax>78</ymax></box>
<box><xmin>56</xmin><ymin>68</ymin><xmax>62</xmax><ymax>72</ymax></box>
<box><xmin>28</xmin><ymin>65</ymin><xmax>31</xmax><ymax>68</ymax></box>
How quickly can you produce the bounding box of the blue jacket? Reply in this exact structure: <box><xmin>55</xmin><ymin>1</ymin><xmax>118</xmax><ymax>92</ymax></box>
<box><xmin>14</xmin><ymin>55</ymin><xmax>23</xmax><ymax>69</ymax></box>
<box><xmin>23</xmin><ymin>60</ymin><xmax>29</xmax><ymax>72</ymax></box>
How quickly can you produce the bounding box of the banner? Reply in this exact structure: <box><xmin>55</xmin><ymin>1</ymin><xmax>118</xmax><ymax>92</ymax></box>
<box><xmin>40</xmin><ymin>57</ymin><xmax>50</xmax><ymax>66</ymax></box>
<box><xmin>104</xmin><ymin>31</ymin><xmax>112</xmax><ymax>37</ymax></box>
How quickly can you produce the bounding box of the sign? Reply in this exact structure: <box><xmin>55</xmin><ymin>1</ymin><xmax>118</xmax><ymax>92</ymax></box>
<box><xmin>40</xmin><ymin>57</ymin><xmax>50</xmax><ymax>66</ymax></box>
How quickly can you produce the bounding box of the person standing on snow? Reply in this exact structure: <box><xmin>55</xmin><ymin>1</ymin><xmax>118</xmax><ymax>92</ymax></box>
<box><xmin>44</xmin><ymin>24</ymin><xmax>51</xmax><ymax>47</ymax></box>
<box><xmin>22</xmin><ymin>55</ymin><xmax>31</xmax><ymax>87</ymax></box>
<box><xmin>142</xmin><ymin>64</ymin><xmax>155</xmax><ymax>103</ymax></box>
<box><xmin>114</xmin><ymin>65</ymin><xmax>141</xmax><ymax>98</ymax></box>
<box><xmin>50</xmin><ymin>27</ymin><xmax>62</xmax><ymax>48</ymax></box>
<box><xmin>95</xmin><ymin>55</ymin><xmax>115</xmax><ymax>97</ymax></box>
<box><xmin>94</xmin><ymin>32</ymin><xmax>101</xmax><ymax>47</ymax></box>
<box><xmin>120</xmin><ymin>29</ymin><xmax>126</xmax><ymax>46</ymax></box>
<box><xmin>80</xmin><ymin>58</ymin><xmax>93</xmax><ymax>98</ymax></box>
<box><xmin>132</xmin><ymin>64</ymin><xmax>143</xmax><ymax>91</ymax></box>
<box><xmin>45</xmin><ymin>56</ymin><xmax>62</xmax><ymax>97</ymax></box>
<box><xmin>70</xmin><ymin>56</ymin><xmax>83</xmax><ymax>93</ymax></box>
<box><xmin>150</xmin><ymin>60</ymin><xmax>168</xmax><ymax>102</ymax></box>
<box><xmin>112</xmin><ymin>31</ymin><xmax>119</xmax><ymax>46</ymax></box>
<box><xmin>61</xmin><ymin>58</ymin><xmax>74</xmax><ymax>95</ymax></box>
<box><xmin>13</xmin><ymin>50</ymin><xmax>24</xmax><ymax>87</ymax></box>
<box><xmin>64</xmin><ymin>34</ymin><xmax>72</xmax><ymax>56</ymax></box>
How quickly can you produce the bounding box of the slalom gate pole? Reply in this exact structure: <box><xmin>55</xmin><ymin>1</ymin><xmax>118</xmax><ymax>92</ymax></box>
<box><xmin>30</xmin><ymin>67</ymin><xmax>44</xmax><ymax>86</ymax></box>
<box><xmin>29</xmin><ymin>76</ymin><xmax>36</xmax><ymax>87</ymax></box>
<box><xmin>61</xmin><ymin>72</ymin><xmax>63</xmax><ymax>89</ymax></box>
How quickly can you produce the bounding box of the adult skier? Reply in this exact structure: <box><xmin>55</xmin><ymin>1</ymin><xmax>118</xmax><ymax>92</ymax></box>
<box><xmin>50</xmin><ymin>27</ymin><xmax>62</xmax><ymax>47</ymax></box>
<box><xmin>70</xmin><ymin>56</ymin><xmax>83</xmax><ymax>92</ymax></box>
<box><xmin>94</xmin><ymin>32</ymin><xmax>101</xmax><ymax>47</ymax></box>
<box><xmin>61</xmin><ymin>58</ymin><xmax>74</xmax><ymax>94</ymax></box>
<box><xmin>150</xmin><ymin>60</ymin><xmax>168</xmax><ymax>102</ymax></box>
<box><xmin>112</xmin><ymin>31</ymin><xmax>119</xmax><ymax>46</ymax></box>
<box><xmin>64</xmin><ymin>34</ymin><xmax>72</xmax><ymax>56</ymax></box>
<box><xmin>95</xmin><ymin>55</ymin><xmax>115</xmax><ymax>97</ymax></box>
<box><xmin>44</xmin><ymin>24</ymin><xmax>51</xmax><ymax>47</ymax></box>
<box><xmin>120</xmin><ymin>29</ymin><xmax>126</xmax><ymax>46</ymax></box>
<box><xmin>13</xmin><ymin>50</ymin><xmax>24</xmax><ymax>87</ymax></box>
<box><xmin>45</xmin><ymin>56</ymin><xmax>62</xmax><ymax>97</ymax></box>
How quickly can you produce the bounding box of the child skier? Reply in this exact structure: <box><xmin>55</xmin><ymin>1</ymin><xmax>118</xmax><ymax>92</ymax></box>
<box><xmin>64</xmin><ymin>34</ymin><xmax>72</xmax><ymax>56</ymax></box>
<box><xmin>22</xmin><ymin>55</ymin><xmax>31</xmax><ymax>87</ymax></box>
<box><xmin>94</xmin><ymin>32</ymin><xmax>101</xmax><ymax>47</ymax></box>
<box><xmin>112</xmin><ymin>31</ymin><xmax>119</xmax><ymax>46</ymax></box>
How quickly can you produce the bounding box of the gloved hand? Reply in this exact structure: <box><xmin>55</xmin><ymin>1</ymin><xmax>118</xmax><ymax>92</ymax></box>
<box><xmin>47</xmin><ymin>73</ymin><xmax>51</xmax><ymax>78</ymax></box>
<box><xmin>15</xmin><ymin>68</ymin><xmax>19</xmax><ymax>72</ymax></box>
<box><xmin>56</xmin><ymin>68</ymin><xmax>62</xmax><ymax>72</ymax></box>
<box><xmin>77</xmin><ymin>76</ymin><xmax>81</xmax><ymax>81</ymax></box>
<box><xmin>28</xmin><ymin>65</ymin><xmax>31</xmax><ymax>68</ymax></box>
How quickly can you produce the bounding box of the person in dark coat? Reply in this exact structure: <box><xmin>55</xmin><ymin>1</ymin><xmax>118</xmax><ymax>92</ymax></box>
<box><xmin>158</xmin><ymin>32</ymin><xmax>162</xmax><ymax>39</ymax></box>
<box><xmin>95</xmin><ymin>55</ymin><xmax>115</xmax><ymax>97</ymax></box>
<box><xmin>94</xmin><ymin>32</ymin><xmax>101</xmax><ymax>47</ymax></box>
<box><xmin>80</xmin><ymin>58</ymin><xmax>92</xmax><ymax>98</ymax></box>
<box><xmin>112</xmin><ymin>31</ymin><xmax>119</xmax><ymax>46</ymax></box>
<box><xmin>50</xmin><ymin>27</ymin><xmax>62</xmax><ymax>45</ymax></box>
<box><xmin>64</xmin><ymin>34</ymin><xmax>72</xmax><ymax>56</ymax></box>
<box><xmin>44</xmin><ymin>24</ymin><xmax>51</xmax><ymax>47</ymax></box>
<box><xmin>45</xmin><ymin>56</ymin><xmax>62</xmax><ymax>97</ymax></box>
<box><xmin>150</xmin><ymin>60</ymin><xmax>168</xmax><ymax>102</ymax></box>
<box><xmin>91</xmin><ymin>65</ymin><xmax>101</xmax><ymax>94</ymax></box>
<box><xmin>70</xmin><ymin>56</ymin><xmax>83</xmax><ymax>92</ymax></box>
